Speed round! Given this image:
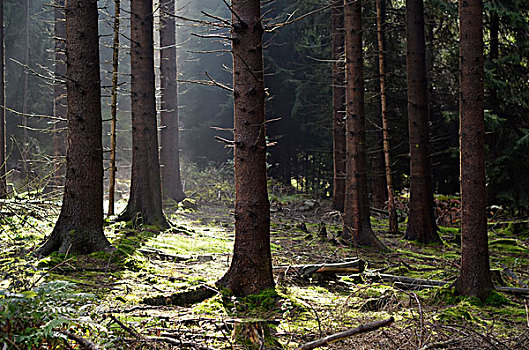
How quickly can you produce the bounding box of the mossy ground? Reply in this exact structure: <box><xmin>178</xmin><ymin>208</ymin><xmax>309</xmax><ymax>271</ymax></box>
<box><xmin>1</xmin><ymin>193</ymin><xmax>529</xmax><ymax>349</ymax></box>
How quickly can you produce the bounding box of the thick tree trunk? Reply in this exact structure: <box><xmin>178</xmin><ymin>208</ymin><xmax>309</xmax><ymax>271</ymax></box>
<box><xmin>343</xmin><ymin>0</ymin><xmax>386</xmax><ymax>250</ymax></box>
<box><xmin>159</xmin><ymin>0</ymin><xmax>185</xmax><ymax>203</ymax></box>
<box><xmin>404</xmin><ymin>0</ymin><xmax>439</xmax><ymax>243</ymax></box>
<box><xmin>217</xmin><ymin>0</ymin><xmax>274</xmax><ymax>297</ymax></box>
<box><xmin>331</xmin><ymin>2</ymin><xmax>346</xmax><ymax>212</ymax></box>
<box><xmin>119</xmin><ymin>0</ymin><xmax>168</xmax><ymax>228</ymax></box>
<box><xmin>0</xmin><ymin>1</ymin><xmax>5</xmax><ymax>199</ymax></box>
<box><xmin>108</xmin><ymin>0</ymin><xmax>120</xmax><ymax>216</ymax></box>
<box><xmin>37</xmin><ymin>0</ymin><xmax>112</xmax><ymax>256</ymax></box>
<box><xmin>376</xmin><ymin>0</ymin><xmax>398</xmax><ymax>234</ymax></box>
<box><xmin>455</xmin><ymin>0</ymin><xmax>493</xmax><ymax>299</ymax></box>
<box><xmin>53</xmin><ymin>0</ymin><xmax>66</xmax><ymax>190</ymax></box>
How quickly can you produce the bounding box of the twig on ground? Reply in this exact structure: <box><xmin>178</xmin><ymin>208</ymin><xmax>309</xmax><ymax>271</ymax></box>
<box><xmin>297</xmin><ymin>317</ymin><xmax>394</xmax><ymax>350</ymax></box>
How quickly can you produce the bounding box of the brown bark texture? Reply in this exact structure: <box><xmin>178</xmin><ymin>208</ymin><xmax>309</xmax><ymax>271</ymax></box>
<box><xmin>108</xmin><ymin>0</ymin><xmax>120</xmax><ymax>216</ymax></box>
<box><xmin>120</xmin><ymin>0</ymin><xmax>168</xmax><ymax>228</ymax></box>
<box><xmin>332</xmin><ymin>2</ymin><xmax>346</xmax><ymax>212</ymax></box>
<box><xmin>0</xmin><ymin>1</ymin><xmax>6</xmax><ymax>199</ymax></box>
<box><xmin>217</xmin><ymin>0</ymin><xmax>274</xmax><ymax>297</ymax></box>
<box><xmin>455</xmin><ymin>0</ymin><xmax>493</xmax><ymax>299</ymax></box>
<box><xmin>376</xmin><ymin>0</ymin><xmax>398</xmax><ymax>234</ymax></box>
<box><xmin>37</xmin><ymin>0</ymin><xmax>111</xmax><ymax>256</ymax></box>
<box><xmin>159</xmin><ymin>0</ymin><xmax>185</xmax><ymax>203</ymax></box>
<box><xmin>53</xmin><ymin>0</ymin><xmax>66</xmax><ymax>190</ymax></box>
<box><xmin>404</xmin><ymin>0</ymin><xmax>439</xmax><ymax>243</ymax></box>
<box><xmin>343</xmin><ymin>0</ymin><xmax>386</xmax><ymax>250</ymax></box>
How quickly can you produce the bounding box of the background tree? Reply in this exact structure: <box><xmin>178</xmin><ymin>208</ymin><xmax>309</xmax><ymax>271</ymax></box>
<box><xmin>455</xmin><ymin>0</ymin><xmax>493</xmax><ymax>299</ymax></box>
<box><xmin>159</xmin><ymin>0</ymin><xmax>185</xmax><ymax>203</ymax></box>
<box><xmin>404</xmin><ymin>0</ymin><xmax>439</xmax><ymax>243</ymax></box>
<box><xmin>376</xmin><ymin>0</ymin><xmax>398</xmax><ymax>234</ymax></box>
<box><xmin>217</xmin><ymin>0</ymin><xmax>274</xmax><ymax>297</ymax></box>
<box><xmin>37</xmin><ymin>0</ymin><xmax>112</xmax><ymax>256</ymax></box>
<box><xmin>0</xmin><ymin>0</ymin><xmax>5</xmax><ymax>199</ymax></box>
<box><xmin>331</xmin><ymin>1</ymin><xmax>346</xmax><ymax>212</ymax></box>
<box><xmin>343</xmin><ymin>0</ymin><xmax>385</xmax><ymax>249</ymax></box>
<box><xmin>119</xmin><ymin>0</ymin><xmax>168</xmax><ymax>228</ymax></box>
<box><xmin>107</xmin><ymin>0</ymin><xmax>120</xmax><ymax>216</ymax></box>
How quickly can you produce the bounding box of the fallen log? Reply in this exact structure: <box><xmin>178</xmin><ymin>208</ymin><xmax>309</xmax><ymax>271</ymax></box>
<box><xmin>297</xmin><ymin>317</ymin><xmax>394</xmax><ymax>350</ymax></box>
<box><xmin>366</xmin><ymin>273</ymin><xmax>529</xmax><ymax>295</ymax></box>
<box><xmin>365</xmin><ymin>273</ymin><xmax>447</xmax><ymax>287</ymax></box>
<box><xmin>274</xmin><ymin>260</ymin><xmax>365</xmax><ymax>277</ymax></box>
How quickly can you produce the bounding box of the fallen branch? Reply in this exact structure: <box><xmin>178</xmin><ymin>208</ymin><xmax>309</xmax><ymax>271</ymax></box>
<box><xmin>297</xmin><ymin>317</ymin><xmax>394</xmax><ymax>350</ymax></box>
<box><xmin>274</xmin><ymin>260</ymin><xmax>365</xmax><ymax>278</ymax></box>
<box><xmin>59</xmin><ymin>330</ymin><xmax>100</xmax><ymax>350</ymax></box>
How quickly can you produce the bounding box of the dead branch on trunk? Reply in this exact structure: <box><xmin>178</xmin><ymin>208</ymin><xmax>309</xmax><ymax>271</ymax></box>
<box><xmin>297</xmin><ymin>317</ymin><xmax>394</xmax><ymax>350</ymax></box>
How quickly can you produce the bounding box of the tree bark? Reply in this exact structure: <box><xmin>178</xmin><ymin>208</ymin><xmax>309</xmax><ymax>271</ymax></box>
<box><xmin>37</xmin><ymin>0</ymin><xmax>112</xmax><ymax>256</ymax></box>
<box><xmin>376</xmin><ymin>0</ymin><xmax>398</xmax><ymax>234</ymax></box>
<box><xmin>0</xmin><ymin>0</ymin><xmax>5</xmax><ymax>199</ymax></box>
<box><xmin>53</xmin><ymin>0</ymin><xmax>66</xmax><ymax>190</ymax></box>
<box><xmin>331</xmin><ymin>2</ymin><xmax>346</xmax><ymax>212</ymax></box>
<box><xmin>216</xmin><ymin>0</ymin><xmax>274</xmax><ymax>297</ymax></box>
<box><xmin>119</xmin><ymin>0</ymin><xmax>168</xmax><ymax>228</ymax></box>
<box><xmin>343</xmin><ymin>0</ymin><xmax>386</xmax><ymax>250</ymax></box>
<box><xmin>107</xmin><ymin>0</ymin><xmax>120</xmax><ymax>216</ymax></box>
<box><xmin>159</xmin><ymin>0</ymin><xmax>185</xmax><ymax>203</ymax></box>
<box><xmin>404</xmin><ymin>0</ymin><xmax>439</xmax><ymax>243</ymax></box>
<box><xmin>455</xmin><ymin>0</ymin><xmax>493</xmax><ymax>299</ymax></box>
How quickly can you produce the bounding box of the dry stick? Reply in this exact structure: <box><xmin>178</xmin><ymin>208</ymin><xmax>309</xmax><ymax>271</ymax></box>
<box><xmin>297</xmin><ymin>317</ymin><xmax>394</xmax><ymax>350</ymax></box>
<box><xmin>525</xmin><ymin>299</ymin><xmax>529</xmax><ymax>328</ymax></box>
<box><xmin>419</xmin><ymin>337</ymin><xmax>468</xmax><ymax>350</ymax></box>
<box><xmin>58</xmin><ymin>330</ymin><xmax>100</xmax><ymax>350</ymax></box>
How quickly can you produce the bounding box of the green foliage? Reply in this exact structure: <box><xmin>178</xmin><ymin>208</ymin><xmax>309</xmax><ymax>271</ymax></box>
<box><xmin>0</xmin><ymin>281</ymin><xmax>98</xmax><ymax>348</ymax></box>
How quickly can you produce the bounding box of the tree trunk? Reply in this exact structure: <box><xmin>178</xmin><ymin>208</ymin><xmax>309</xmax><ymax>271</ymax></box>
<box><xmin>455</xmin><ymin>0</ymin><xmax>493</xmax><ymax>300</ymax></box>
<box><xmin>332</xmin><ymin>2</ymin><xmax>346</xmax><ymax>212</ymax></box>
<box><xmin>107</xmin><ymin>0</ymin><xmax>120</xmax><ymax>216</ymax></box>
<box><xmin>404</xmin><ymin>0</ymin><xmax>439</xmax><ymax>243</ymax></box>
<box><xmin>119</xmin><ymin>0</ymin><xmax>168</xmax><ymax>228</ymax></box>
<box><xmin>21</xmin><ymin>0</ymin><xmax>30</xmax><ymax>173</ymax></box>
<box><xmin>159</xmin><ymin>0</ymin><xmax>185</xmax><ymax>203</ymax></box>
<box><xmin>217</xmin><ymin>0</ymin><xmax>275</xmax><ymax>297</ymax></box>
<box><xmin>370</xmin><ymin>136</ymin><xmax>387</xmax><ymax>210</ymax></box>
<box><xmin>376</xmin><ymin>0</ymin><xmax>398</xmax><ymax>234</ymax></box>
<box><xmin>343</xmin><ymin>0</ymin><xmax>386</xmax><ymax>250</ymax></box>
<box><xmin>0</xmin><ymin>1</ymin><xmax>5</xmax><ymax>199</ymax></box>
<box><xmin>37</xmin><ymin>0</ymin><xmax>112</xmax><ymax>256</ymax></box>
<box><xmin>53</xmin><ymin>0</ymin><xmax>66</xmax><ymax>190</ymax></box>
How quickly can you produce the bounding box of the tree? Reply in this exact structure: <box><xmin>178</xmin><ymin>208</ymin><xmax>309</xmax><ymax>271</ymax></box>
<box><xmin>376</xmin><ymin>0</ymin><xmax>399</xmax><ymax>234</ymax></box>
<box><xmin>107</xmin><ymin>0</ymin><xmax>120</xmax><ymax>216</ymax></box>
<box><xmin>404</xmin><ymin>0</ymin><xmax>439</xmax><ymax>243</ymax></box>
<box><xmin>0</xmin><ymin>0</ymin><xmax>5</xmax><ymax>199</ymax></box>
<box><xmin>455</xmin><ymin>0</ymin><xmax>493</xmax><ymax>299</ymax></box>
<box><xmin>37</xmin><ymin>0</ymin><xmax>112</xmax><ymax>256</ymax></box>
<box><xmin>343</xmin><ymin>0</ymin><xmax>386</xmax><ymax>249</ymax></box>
<box><xmin>216</xmin><ymin>0</ymin><xmax>274</xmax><ymax>297</ymax></box>
<box><xmin>159</xmin><ymin>0</ymin><xmax>185</xmax><ymax>203</ymax></box>
<box><xmin>331</xmin><ymin>2</ymin><xmax>346</xmax><ymax>212</ymax></box>
<box><xmin>53</xmin><ymin>0</ymin><xmax>66</xmax><ymax>189</ymax></box>
<box><xmin>119</xmin><ymin>0</ymin><xmax>168</xmax><ymax>228</ymax></box>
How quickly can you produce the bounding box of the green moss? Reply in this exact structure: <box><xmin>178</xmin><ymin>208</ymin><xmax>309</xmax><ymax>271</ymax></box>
<box><xmin>484</xmin><ymin>290</ymin><xmax>510</xmax><ymax>306</ymax></box>
<box><xmin>435</xmin><ymin>302</ymin><xmax>479</xmax><ymax>322</ymax></box>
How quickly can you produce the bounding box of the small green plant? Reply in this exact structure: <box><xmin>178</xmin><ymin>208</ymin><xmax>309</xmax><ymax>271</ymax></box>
<box><xmin>0</xmin><ymin>280</ymin><xmax>98</xmax><ymax>348</ymax></box>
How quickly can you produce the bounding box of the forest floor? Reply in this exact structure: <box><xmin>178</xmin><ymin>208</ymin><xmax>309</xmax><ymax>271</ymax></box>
<box><xmin>2</xmin><ymin>176</ymin><xmax>529</xmax><ymax>349</ymax></box>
